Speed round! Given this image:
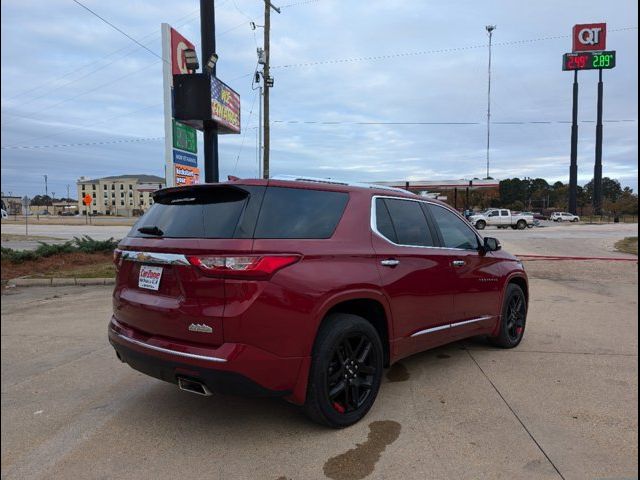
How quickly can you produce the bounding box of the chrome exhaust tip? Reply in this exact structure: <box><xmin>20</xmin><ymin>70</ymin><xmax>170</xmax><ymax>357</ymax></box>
<box><xmin>177</xmin><ymin>377</ymin><xmax>212</xmax><ymax>396</ymax></box>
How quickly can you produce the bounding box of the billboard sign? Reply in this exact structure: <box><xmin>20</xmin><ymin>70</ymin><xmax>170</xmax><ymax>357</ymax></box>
<box><xmin>162</xmin><ymin>24</ymin><xmax>199</xmax><ymax>187</ymax></box>
<box><xmin>572</xmin><ymin>23</ymin><xmax>606</xmax><ymax>52</ymax></box>
<box><xmin>211</xmin><ymin>77</ymin><xmax>241</xmax><ymax>134</ymax></box>
<box><xmin>175</xmin><ymin>164</ymin><xmax>200</xmax><ymax>186</ymax></box>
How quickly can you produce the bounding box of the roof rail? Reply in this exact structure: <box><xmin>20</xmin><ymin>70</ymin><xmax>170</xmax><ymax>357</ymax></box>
<box><xmin>271</xmin><ymin>175</ymin><xmax>409</xmax><ymax>193</ymax></box>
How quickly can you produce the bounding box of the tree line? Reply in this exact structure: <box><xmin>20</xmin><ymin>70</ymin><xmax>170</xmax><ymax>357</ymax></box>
<box><xmin>495</xmin><ymin>177</ymin><xmax>637</xmax><ymax>215</ymax></box>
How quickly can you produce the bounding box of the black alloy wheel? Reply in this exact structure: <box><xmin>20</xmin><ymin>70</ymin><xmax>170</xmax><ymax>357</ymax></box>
<box><xmin>304</xmin><ymin>314</ymin><xmax>383</xmax><ymax>428</ymax></box>
<box><xmin>505</xmin><ymin>292</ymin><xmax>526</xmax><ymax>343</ymax></box>
<box><xmin>490</xmin><ymin>283</ymin><xmax>527</xmax><ymax>348</ymax></box>
<box><xmin>326</xmin><ymin>334</ymin><xmax>376</xmax><ymax>414</ymax></box>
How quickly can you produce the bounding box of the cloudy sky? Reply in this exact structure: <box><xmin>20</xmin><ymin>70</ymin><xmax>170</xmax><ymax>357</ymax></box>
<box><xmin>1</xmin><ymin>0</ymin><xmax>637</xmax><ymax>198</ymax></box>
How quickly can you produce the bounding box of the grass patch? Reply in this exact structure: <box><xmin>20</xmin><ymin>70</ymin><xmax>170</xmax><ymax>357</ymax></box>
<box><xmin>1</xmin><ymin>236</ymin><xmax>118</xmax><ymax>283</ymax></box>
<box><xmin>615</xmin><ymin>237</ymin><xmax>638</xmax><ymax>256</ymax></box>
<box><xmin>29</xmin><ymin>261</ymin><xmax>115</xmax><ymax>279</ymax></box>
<box><xmin>1</xmin><ymin>251</ymin><xmax>114</xmax><ymax>282</ymax></box>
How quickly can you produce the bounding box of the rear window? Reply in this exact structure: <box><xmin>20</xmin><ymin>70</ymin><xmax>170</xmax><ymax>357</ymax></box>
<box><xmin>253</xmin><ymin>187</ymin><xmax>348</xmax><ymax>239</ymax></box>
<box><xmin>129</xmin><ymin>187</ymin><xmax>249</xmax><ymax>238</ymax></box>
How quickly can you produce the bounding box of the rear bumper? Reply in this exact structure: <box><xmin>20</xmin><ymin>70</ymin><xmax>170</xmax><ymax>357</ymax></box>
<box><xmin>108</xmin><ymin>317</ymin><xmax>310</xmax><ymax>403</ymax></box>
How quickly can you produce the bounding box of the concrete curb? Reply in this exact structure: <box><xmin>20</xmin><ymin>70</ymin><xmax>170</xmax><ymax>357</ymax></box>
<box><xmin>7</xmin><ymin>277</ymin><xmax>115</xmax><ymax>287</ymax></box>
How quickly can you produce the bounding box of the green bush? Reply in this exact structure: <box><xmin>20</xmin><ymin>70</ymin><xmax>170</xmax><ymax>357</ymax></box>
<box><xmin>72</xmin><ymin>235</ymin><xmax>118</xmax><ymax>253</ymax></box>
<box><xmin>1</xmin><ymin>236</ymin><xmax>119</xmax><ymax>264</ymax></box>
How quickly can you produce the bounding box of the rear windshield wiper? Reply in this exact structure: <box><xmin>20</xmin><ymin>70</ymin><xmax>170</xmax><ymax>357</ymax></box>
<box><xmin>137</xmin><ymin>225</ymin><xmax>164</xmax><ymax>236</ymax></box>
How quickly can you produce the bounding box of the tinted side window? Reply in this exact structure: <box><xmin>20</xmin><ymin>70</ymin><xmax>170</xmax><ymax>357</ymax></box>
<box><xmin>428</xmin><ymin>204</ymin><xmax>479</xmax><ymax>250</ymax></box>
<box><xmin>374</xmin><ymin>198</ymin><xmax>398</xmax><ymax>243</ymax></box>
<box><xmin>501</xmin><ymin>210</ymin><xmax>509</xmax><ymax>216</ymax></box>
<box><xmin>383</xmin><ymin>198</ymin><xmax>434</xmax><ymax>247</ymax></box>
<box><xmin>254</xmin><ymin>187</ymin><xmax>348</xmax><ymax>239</ymax></box>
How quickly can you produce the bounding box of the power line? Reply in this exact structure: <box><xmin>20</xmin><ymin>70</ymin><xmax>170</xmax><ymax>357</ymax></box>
<box><xmin>272</xmin><ymin>27</ymin><xmax>638</xmax><ymax>69</ymax></box>
<box><xmin>270</xmin><ymin>119</ymin><xmax>637</xmax><ymax>126</ymax></box>
<box><xmin>280</xmin><ymin>0</ymin><xmax>323</xmax><ymax>8</ymax></box>
<box><xmin>2</xmin><ymin>102</ymin><xmax>163</xmax><ymax>148</ymax></box>
<box><xmin>5</xmin><ymin>9</ymin><xmax>201</xmax><ymax>103</ymax></box>
<box><xmin>1</xmin><ymin>136</ymin><xmax>164</xmax><ymax>150</ymax></box>
<box><xmin>71</xmin><ymin>0</ymin><xmax>165</xmax><ymax>62</ymax></box>
<box><xmin>232</xmin><ymin>89</ymin><xmax>260</xmax><ymax>174</ymax></box>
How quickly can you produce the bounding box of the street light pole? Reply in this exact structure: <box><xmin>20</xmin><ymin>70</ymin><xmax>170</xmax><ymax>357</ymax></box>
<box><xmin>43</xmin><ymin>174</ymin><xmax>49</xmax><ymax>213</ymax></box>
<box><xmin>200</xmin><ymin>0</ymin><xmax>219</xmax><ymax>183</ymax></box>
<box><xmin>485</xmin><ymin>25</ymin><xmax>496</xmax><ymax>180</ymax></box>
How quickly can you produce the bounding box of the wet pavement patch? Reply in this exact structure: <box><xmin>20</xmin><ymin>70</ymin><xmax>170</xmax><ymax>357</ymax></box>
<box><xmin>385</xmin><ymin>362</ymin><xmax>409</xmax><ymax>382</ymax></box>
<box><xmin>323</xmin><ymin>421</ymin><xmax>402</xmax><ymax>480</ymax></box>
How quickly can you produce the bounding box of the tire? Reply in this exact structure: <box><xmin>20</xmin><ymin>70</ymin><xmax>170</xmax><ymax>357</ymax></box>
<box><xmin>516</xmin><ymin>220</ymin><xmax>526</xmax><ymax>230</ymax></box>
<box><xmin>490</xmin><ymin>284</ymin><xmax>527</xmax><ymax>348</ymax></box>
<box><xmin>572</xmin><ymin>218</ymin><xmax>579</xmax><ymax>222</ymax></box>
<box><xmin>475</xmin><ymin>220</ymin><xmax>486</xmax><ymax>230</ymax></box>
<box><xmin>304</xmin><ymin>313</ymin><xmax>384</xmax><ymax>428</ymax></box>
<box><xmin>511</xmin><ymin>225</ymin><xmax>517</xmax><ymax>230</ymax></box>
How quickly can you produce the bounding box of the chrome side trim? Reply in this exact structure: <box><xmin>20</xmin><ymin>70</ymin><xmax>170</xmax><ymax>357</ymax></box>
<box><xmin>410</xmin><ymin>324</ymin><xmax>451</xmax><ymax>337</ymax></box>
<box><xmin>110</xmin><ymin>329</ymin><xmax>227</xmax><ymax>363</ymax></box>
<box><xmin>410</xmin><ymin>315</ymin><xmax>494</xmax><ymax>337</ymax></box>
<box><xmin>370</xmin><ymin>195</ymin><xmax>483</xmax><ymax>252</ymax></box>
<box><xmin>450</xmin><ymin>315</ymin><xmax>494</xmax><ymax>328</ymax></box>
<box><xmin>120</xmin><ymin>250</ymin><xmax>190</xmax><ymax>266</ymax></box>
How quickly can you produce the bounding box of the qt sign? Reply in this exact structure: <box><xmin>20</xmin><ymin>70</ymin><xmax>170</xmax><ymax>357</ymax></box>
<box><xmin>573</xmin><ymin>23</ymin><xmax>606</xmax><ymax>52</ymax></box>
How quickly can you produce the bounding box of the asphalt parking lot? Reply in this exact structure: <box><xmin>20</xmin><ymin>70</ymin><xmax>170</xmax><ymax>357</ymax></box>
<box><xmin>1</xmin><ymin>226</ymin><xmax>638</xmax><ymax>480</ymax></box>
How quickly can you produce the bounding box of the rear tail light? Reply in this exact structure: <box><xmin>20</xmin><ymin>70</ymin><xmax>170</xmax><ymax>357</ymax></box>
<box><xmin>186</xmin><ymin>255</ymin><xmax>300</xmax><ymax>278</ymax></box>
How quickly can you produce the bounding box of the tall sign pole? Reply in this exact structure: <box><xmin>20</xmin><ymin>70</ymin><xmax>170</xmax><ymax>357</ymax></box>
<box><xmin>161</xmin><ymin>23</ymin><xmax>175</xmax><ymax>188</ymax></box>
<box><xmin>162</xmin><ymin>24</ymin><xmax>200</xmax><ymax>188</ymax></box>
<box><xmin>593</xmin><ymin>68</ymin><xmax>604</xmax><ymax>214</ymax></box>
<box><xmin>569</xmin><ymin>70</ymin><xmax>579</xmax><ymax>214</ymax></box>
<box><xmin>201</xmin><ymin>0</ymin><xmax>219</xmax><ymax>183</ymax></box>
<box><xmin>562</xmin><ymin>23</ymin><xmax>614</xmax><ymax>215</ymax></box>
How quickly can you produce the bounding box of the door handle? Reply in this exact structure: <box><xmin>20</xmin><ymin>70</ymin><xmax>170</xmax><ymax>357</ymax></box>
<box><xmin>451</xmin><ymin>260</ymin><xmax>466</xmax><ymax>267</ymax></box>
<box><xmin>380</xmin><ymin>259</ymin><xmax>400</xmax><ymax>267</ymax></box>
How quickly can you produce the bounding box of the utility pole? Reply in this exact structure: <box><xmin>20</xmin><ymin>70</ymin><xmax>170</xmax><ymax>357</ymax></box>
<box><xmin>485</xmin><ymin>25</ymin><xmax>496</xmax><ymax>180</ymax></box>
<box><xmin>258</xmin><ymin>85</ymin><xmax>263</xmax><ymax>178</ymax></box>
<box><xmin>66</xmin><ymin>184</ymin><xmax>70</xmax><ymax>201</ymax></box>
<box><xmin>200</xmin><ymin>0</ymin><xmax>219</xmax><ymax>183</ymax></box>
<box><xmin>262</xmin><ymin>0</ymin><xmax>280</xmax><ymax>179</ymax></box>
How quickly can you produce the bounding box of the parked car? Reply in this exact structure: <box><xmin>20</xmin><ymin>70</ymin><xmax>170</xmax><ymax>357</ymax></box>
<box><xmin>468</xmin><ymin>209</ymin><xmax>534</xmax><ymax>230</ymax></box>
<box><xmin>550</xmin><ymin>212</ymin><xmax>580</xmax><ymax>222</ymax></box>
<box><xmin>1</xmin><ymin>209</ymin><xmax>7</xmax><ymax>219</ymax></box>
<box><xmin>109</xmin><ymin>177</ymin><xmax>529</xmax><ymax>427</ymax></box>
<box><xmin>60</xmin><ymin>210</ymin><xmax>77</xmax><ymax>216</ymax></box>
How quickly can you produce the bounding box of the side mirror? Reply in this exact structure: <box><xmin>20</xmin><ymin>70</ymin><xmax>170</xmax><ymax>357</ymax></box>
<box><xmin>483</xmin><ymin>237</ymin><xmax>501</xmax><ymax>252</ymax></box>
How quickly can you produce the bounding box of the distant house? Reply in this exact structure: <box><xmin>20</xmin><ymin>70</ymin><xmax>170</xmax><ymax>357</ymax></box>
<box><xmin>76</xmin><ymin>174</ymin><xmax>165</xmax><ymax>216</ymax></box>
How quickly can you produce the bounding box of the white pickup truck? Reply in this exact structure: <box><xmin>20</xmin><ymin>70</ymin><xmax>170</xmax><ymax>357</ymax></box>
<box><xmin>468</xmin><ymin>209</ymin><xmax>534</xmax><ymax>230</ymax></box>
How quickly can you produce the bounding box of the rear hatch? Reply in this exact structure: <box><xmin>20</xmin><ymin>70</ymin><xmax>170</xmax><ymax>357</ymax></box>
<box><xmin>113</xmin><ymin>184</ymin><xmax>265</xmax><ymax>347</ymax></box>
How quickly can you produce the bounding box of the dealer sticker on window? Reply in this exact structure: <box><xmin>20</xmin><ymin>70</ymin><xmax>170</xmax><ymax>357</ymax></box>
<box><xmin>138</xmin><ymin>265</ymin><xmax>163</xmax><ymax>291</ymax></box>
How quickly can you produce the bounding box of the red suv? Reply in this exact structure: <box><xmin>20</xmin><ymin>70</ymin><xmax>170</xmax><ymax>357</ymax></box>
<box><xmin>109</xmin><ymin>177</ymin><xmax>528</xmax><ymax>427</ymax></box>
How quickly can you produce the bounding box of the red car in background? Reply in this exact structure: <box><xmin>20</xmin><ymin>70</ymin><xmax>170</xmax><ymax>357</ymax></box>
<box><xmin>109</xmin><ymin>177</ymin><xmax>529</xmax><ymax>427</ymax></box>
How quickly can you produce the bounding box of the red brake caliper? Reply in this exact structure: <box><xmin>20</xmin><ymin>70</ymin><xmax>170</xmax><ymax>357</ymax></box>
<box><xmin>332</xmin><ymin>402</ymin><xmax>345</xmax><ymax>414</ymax></box>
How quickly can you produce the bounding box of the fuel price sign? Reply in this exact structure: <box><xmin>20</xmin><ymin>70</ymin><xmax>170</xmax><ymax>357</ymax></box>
<box><xmin>562</xmin><ymin>51</ymin><xmax>616</xmax><ymax>71</ymax></box>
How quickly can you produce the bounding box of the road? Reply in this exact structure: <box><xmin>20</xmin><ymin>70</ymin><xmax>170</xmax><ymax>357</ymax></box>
<box><xmin>1</xmin><ymin>258</ymin><xmax>637</xmax><ymax>479</ymax></box>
